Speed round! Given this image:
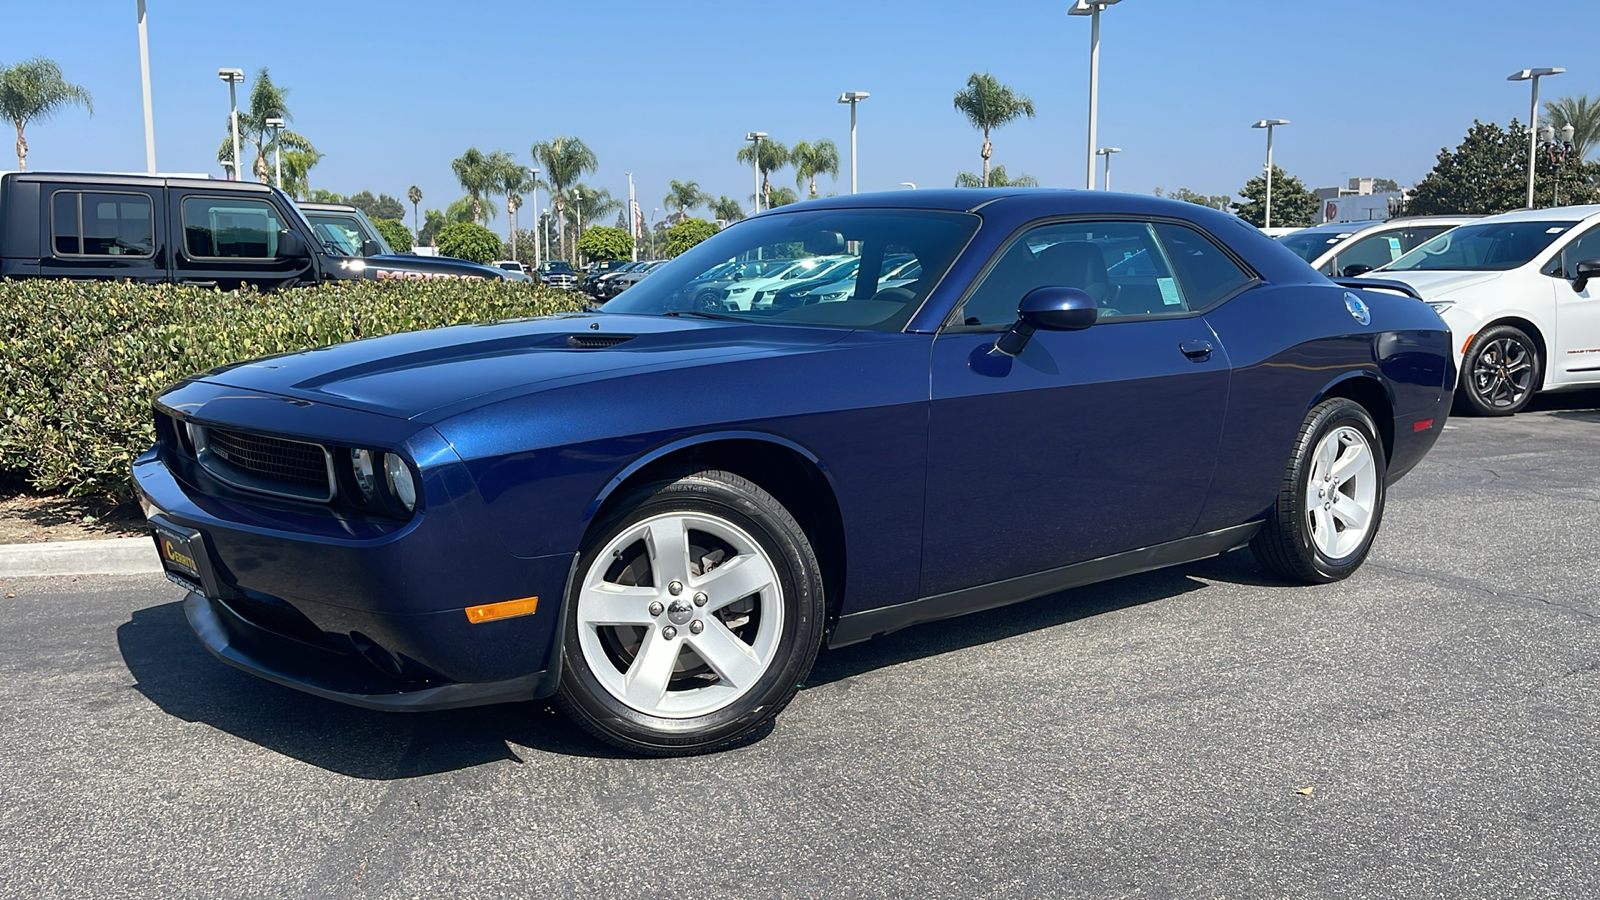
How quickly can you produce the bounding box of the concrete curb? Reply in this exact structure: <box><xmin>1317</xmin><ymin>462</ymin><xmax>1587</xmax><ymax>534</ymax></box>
<box><xmin>0</xmin><ymin>537</ymin><xmax>162</xmax><ymax>578</ymax></box>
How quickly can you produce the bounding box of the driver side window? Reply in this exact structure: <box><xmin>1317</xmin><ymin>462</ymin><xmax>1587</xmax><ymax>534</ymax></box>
<box><xmin>954</xmin><ymin>220</ymin><xmax>1188</xmax><ymax>328</ymax></box>
<box><xmin>1561</xmin><ymin>226</ymin><xmax>1600</xmax><ymax>276</ymax></box>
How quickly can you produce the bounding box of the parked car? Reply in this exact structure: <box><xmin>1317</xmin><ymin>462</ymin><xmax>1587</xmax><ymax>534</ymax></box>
<box><xmin>487</xmin><ymin>260</ymin><xmax>534</xmax><ymax>282</ymax></box>
<box><xmin>584</xmin><ymin>260</ymin><xmax>645</xmax><ymax>300</ymax></box>
<box><xmin>295</xmin><ymin>201</ymin><xmax>513</xmax><ymax>282</ymax></box>
<box><xmin>599</xmin><ymin>260</ymin><xmax>667</xmax><ymax>300</ymax></box>
<box><xmin>1278</xmin><ymin>216</ymin><xmax>1477</xmax><ymax>278</ymax></box>
<box><xmin>137</xmin><ymin>189</ymin><xmax>1452</xmax><ymax>755</ymax></box>
<box><xmin>0</xmin><ymin>173</ymin><xmax>510</xmax><ymax>287</ymax></box>
<box><xmin>538</xmin><ymin>259</ymin><xmax>580</xmax><ymax>291</ymax></box>
<box><xmin>1358</xmin><ymin>205</ymin><xmax>1600</xmax><ymax>415</ymax></box>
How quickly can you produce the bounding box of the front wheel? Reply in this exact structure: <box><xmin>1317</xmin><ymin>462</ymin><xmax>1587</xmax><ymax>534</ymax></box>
<box><xmin>1455</xmin><ymin>324</ymin><xmax>1540</xmax><ymax>416</ymax></box>
<box><xmin>556</xmin><ymin>469</ymin><xmax>825</xmax><ymax>755</ymax></box>
<box><xmin>1251</xmin><ymin>398</ymin><xmax>1387</xmax><ymax>584</ymax></box>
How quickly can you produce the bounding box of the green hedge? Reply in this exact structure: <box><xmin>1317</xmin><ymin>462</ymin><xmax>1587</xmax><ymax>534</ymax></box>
<box><xmin>0</xmin><ymin>279</ymin><xmax>584</xmax><ymax>502</ymax></box>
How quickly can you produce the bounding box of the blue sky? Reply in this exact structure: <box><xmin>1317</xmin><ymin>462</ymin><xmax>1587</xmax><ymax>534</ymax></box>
<box><xmin>5</xmin><ymin>0</ymin><xmax>1597</xmax><ymax>227</ymax></box>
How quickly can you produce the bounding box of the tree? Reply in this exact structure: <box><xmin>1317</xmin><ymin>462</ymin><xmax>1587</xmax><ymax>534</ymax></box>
<box><xmin>451</xmin><ymin>147</ymin><xmax>496</xmax><ymax>224</ymax></box>
<box><xmin>444</xmin><ymin>194</ymin><xmax>490</xmax><ymax>225</ymax></box>
<box><xmin>765</xmin><ymin>186</ymin><xmax>800</xmax><ymax>208</ymax></box>
<box><xmin>306</xmin><ymin>188</ymin><xmax>344</xmax><ymax>204</ymax></box>
<box><xmin>0</xmin><ymin>56</ymin><xmax>93</xmax><ymax>171</ymax></box>
<box><xmin>436</xmin><ymin>222</ymin><xmax>501</xmax><ymax>263</ymax></box>
<box><xmin>372</xmin><ymin>218</ymin><xmax>412</xmax><ymax>253</ymax></box>
<box><xmin>663</xmin><ymin>179</ymin><xmax>709</xmax><ymax>222</ymax></box>
<box><xmin>1370</xmin><ymin>178</ymin><xmax>1402</xmax><ymax>193</ymax></box>
<box><xmin>1406</xmin><ymin>119</ymin><xmax>1600</xmax><ymax>215</ymax></box>
<box><xmin>279</xmin><ymin>148</ymin><xmax>322</xmax><ymax>199</ymax></box>
<box><xmin>578</xmin><ymin>225</ymin><xmax>633</xmax><ymax>262</ymax></box>
<box><xmin>954</xmin><ymin>164</ymin><xmax>1038</xmax><ymax>188</ymax></box>
<box><xmin>213</xmin><ymin>68</ymin><xmax>313</xmax><ymax>183</ymax></box>
<box><xmin>1545</xmin><ymin>95</ymin><xmax>1600</xmax><ymax>161</ymax></box>
<box><xmin>952</xmin><ymin>72</ymin><xmax>1035</xmax><ymax>188</ymax></box>
<box><xmin>735</xmin><ymin>138</ymin><xmax>790</xmax><ymax>210</ymax></box>
<box><xmin>407</xmin><ymin>185</ymin><xmax>423</xmax><ymax>242</ymax></box>
<box><xmin>490</xmin><ymin>154</ymin><xmax>532</xmax><ymax>259</ymax></box>
<box><xmin>567</xmin><ymin>183</ymin><xmax>620</xmax><ymax>259</ymax></box>
<box><xmin>1153</xmin><ymin>187</ymin><xmax>1231</xmax><ymax>210</ymax></box>
<box><xmin>345</xmin><ymin>190</ymin><xmax>406</xmax><ymax>221</ymax></box>
<box><xmin>532</xmin><ymin>136</ymin><xmax>599</xmax><ymax>262</ymax></box>
<box><xmin>791</xmin><ymin>139</ymin><xmax>841</xmax><ymax>198</ymax></box>
<box><xmin>419</xmin><ymin>208</ymin><xmax>447</xmax><ymax>247</ymax></box>
<box><xmin>1231</xmin><ymin>165</ymin><xmax>1318</xmax><ymax>227</ymax></box>
<box><xmin>665</xmin><ymin>218</ymin><xmax>717</xmax><ymax>257</ymax></box>
<box><xmin>709</xmin><ymin>195</ymin><xmax>744</xmax><ymax>223</ymax></box>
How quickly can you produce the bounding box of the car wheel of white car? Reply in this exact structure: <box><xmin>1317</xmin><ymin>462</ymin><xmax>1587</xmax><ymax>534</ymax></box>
<box><xmin>556</xmin><ymin>468</ymin><xmax>826</xmax><ymax>755</ymax></box>
<box><xmin>1456</xmin><ymin>324</ymin><xmax>1541</xmax><ymax>417</ymax></box>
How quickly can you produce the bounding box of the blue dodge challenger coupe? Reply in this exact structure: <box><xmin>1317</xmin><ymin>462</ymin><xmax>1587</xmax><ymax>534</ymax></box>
<box><xmin>135</xmin><ymin>189</ymin><xmax>1455</xmax><ymax>754</ymax></box>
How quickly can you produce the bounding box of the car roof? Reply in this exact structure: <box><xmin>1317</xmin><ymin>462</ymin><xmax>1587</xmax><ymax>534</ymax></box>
<box><xmin>298</xmin><ymin>203</ymin><xmax>361</xmax><ymax>213</ymax></box>
<box><xmin>4</xmin><ymin>170</ymin><xmax>276</xmax><ymax>194</ymax></box>
<box><xmin>1289</xmin><ymin>216</ymin><xmax>1479</xmax><ymax>238</ymax></box>
<box><xmin>1468</xmin><ymin>204</ymin><xmax>1600</xmax><ymax>225</ymax></box>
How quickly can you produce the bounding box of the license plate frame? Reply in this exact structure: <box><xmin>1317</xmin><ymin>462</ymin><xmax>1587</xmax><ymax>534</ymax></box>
<box><xmin>149</xmin><ymin>516</ymin><xmax>221</xmax><ymax>598</ymax></box>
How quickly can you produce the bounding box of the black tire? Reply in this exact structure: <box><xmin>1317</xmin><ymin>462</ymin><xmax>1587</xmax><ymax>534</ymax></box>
<box><xmin>556</xmin><ymin>468</ymin><xmax>825</xmax><ymax>755</ymax></box>
<box><xmin>1454</xmin><ymin>324</ymin><xmax>1541</xmax><ymax>417</ymax></box>
<box><xmin>1251</xmin><ymin>398</ymin><xmax>1387</xmax><ymax>584</ymax></box>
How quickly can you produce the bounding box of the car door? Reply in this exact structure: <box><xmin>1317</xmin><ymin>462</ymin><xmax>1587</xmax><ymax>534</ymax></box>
<box><xmin>1329</xmin><ymin>227</ymin><xmax>1407</xmax><ymax>278</ymax></box>
<box><xmin>919</xmin><ymin>218</ymin><xmax>1235</xmax><ymax>598</ymax></box>
<box><xmin>38</xmin><ymin>185</ymin><xmax>167</xmax><ymax>283</ymax></box>
<box><xmin>1547</xmin><ymin>223</ymin><xmax>1600</xmax><ymax>384</ymax></box>
<box><xmin>170</xmin><ymin>191</ymin><xmax>312</xmax><ymax>290</ymax></box>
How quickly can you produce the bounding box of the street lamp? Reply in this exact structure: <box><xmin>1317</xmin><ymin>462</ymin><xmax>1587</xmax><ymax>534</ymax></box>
<box><xmin>1069</xmin><ymin>0</ymin><xmax>1124</xmax><ymax>190</ymax></box>
<box><xmin>900</xmin><ymin>182</ymin><xmax>917</xmax><ymax>190</ymax></box>
<box><xmin>1251</xmin><ymin>119</ymin><xmax>1289</xmax><ymax>228</ymax></box>
<box><xmin>542</xmin><ymin>207</ymin><xmax>551</xmax><ymax>263</ymax></box>
<box><xmin>264</xmin><ymin>117</ymin><xmax>284</xmax><ymax>189</ymax></box>
<box><xmin>837</xmin><ymin>91</ymin><xmax>869</xmax><ymax>193</ymax></box>
<box><xmin>650</xmin><ymin>208</ymin><xmax>659</xmax><ymax>259</ymax></box>
<box><xmin>218</xmin><ymin>68</ymin><xmax>244</xmax><ymax>180</ymax></box>
<box><xmin>136</xmin><ymin>1</ymin><xmax>156</xmax><ymax>175</ymax></box>
<box><xmin>1541</xmin><ymin>123</ymin><xmax>1578</xmax><ymax>206</ymax></box>
<box><xmin>746</xmin><ymin>132</ymin><xmax>767</xmax><ymax>213</ymax></box>
<box><xmin>1508</xmin><ymin>67</ymin><xmax>1565</xmax><ymax>209</ymax></box>
<box><xmin>572</xmin><ymin>188</ymin><xmax>583</xmax><ymax>265</ymax></box>
<box><xmin>1095</xmin><ymin>147</ymin><xmax>1121</xmax><ymax>191</ymax></box>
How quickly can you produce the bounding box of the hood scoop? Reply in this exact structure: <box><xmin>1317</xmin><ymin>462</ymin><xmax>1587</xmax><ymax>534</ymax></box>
<box><xmin>566</xmin><ymin>333</ymin><xmax>636</xmax><ymax>349</ymax></box>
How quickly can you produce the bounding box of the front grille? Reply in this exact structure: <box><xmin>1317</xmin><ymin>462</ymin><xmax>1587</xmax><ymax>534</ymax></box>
<box><xmin>199</xmin><ymin>427</ymin><xmax>333</xmax><ymax>501</ymax></box>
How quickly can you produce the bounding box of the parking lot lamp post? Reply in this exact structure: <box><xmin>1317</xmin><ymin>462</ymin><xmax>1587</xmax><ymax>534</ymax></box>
<box><xmin>218</xmin><ymin>68</ymin><xmax>244</xmax><ymax>180</ymax></box>
<box><xmin>264</xmin><ymin>117</ymin><xmax>284</xmax><ymax>189</ymax></box>
<box><xmin>573</xmin><ymin>189</ymin><xmax>583</xmax><ymax>266</ymax></box>
<box><xmin>627</xmin><ymin>172</ymin><xmax>638</xmax><ymax>262</ymax></box>
<box><xmin>1070</xmin><ymin>0</ymin><xmax>1123</xmax><ymax>190</ymax></box>
<box><xmin>542</xmin><ymin>208</ymin><xmax>550</xmax><ymax>263</ymax></box>
<box><xmin>900</xmin><ymin>182</ymin><xmax>916</xmax><ymax>190</ymax></box>
<box><xmin>1096</xmin><ymin>147</ymin><xmax>1121</xmax><ymax>191</ymax></box>
<box><xmin>136</xmin><ymin>1</ymin><xmax>156</xmax><ymax>175</ymax></box>
<box><xmin>1542</xmin><ymin>123</ymin><xmax>1577</xmax><ymax>206</ymax></box>
<box><xmin>527</xmin><ymin>169</ymin><xmax>540</xmax><ymax>268</ymax></box>
<box><xmin>1251</xmin><ymin>119</ymin><xmax>1289</xmax><ymax>228</ymax></box>
<box><xmin>746</xmin><ymin>132</ymin><xmax>766</xmax><ymax>213</ymax></box>
<box><xmin>837</xmin><ymin>92</ymin><xmax>869</xmax><ymax>193</ymax></box>
<box><xmin>1507</xmin><ymin>68</ymin><xmax>1565</xmax><ymax>209</ymax></box>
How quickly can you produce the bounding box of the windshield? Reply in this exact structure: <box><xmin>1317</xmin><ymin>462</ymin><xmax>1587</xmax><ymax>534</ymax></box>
<box><xmin>303</xmin><ymin>212</ymin><xmax>395</xmax><ymax>257</ymax></box>
<box><xmin>541</xmin><ymin>261</ymin><xmax>575</xmax><ymax>274</ymax></box>
<box><xmin>602</xmin><ymin>208</ymin><xmax>978</xmax><ymax>331</ymax></box>
<box><xmin>1277</xmin><ymin>230</ymin><xmax>1346</xmax><ymax>262</ymax></box>
<box><xmin>1383</xmin><ymin>220</ymin><xmax>1572</xmax><ymax>272</ymax></box>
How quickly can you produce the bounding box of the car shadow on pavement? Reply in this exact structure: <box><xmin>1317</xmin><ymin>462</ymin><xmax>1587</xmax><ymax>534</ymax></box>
<box><xmin>1530</xmin><ymin>387</ymin><xmax>1600</xmax><ymax>417</ymax></box>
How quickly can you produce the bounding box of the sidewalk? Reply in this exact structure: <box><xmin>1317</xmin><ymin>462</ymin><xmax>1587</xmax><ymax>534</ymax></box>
<box><xmin>0</xmin><ymin>537</ymin><xmax>162</xmax><ymax>578</ymax></box>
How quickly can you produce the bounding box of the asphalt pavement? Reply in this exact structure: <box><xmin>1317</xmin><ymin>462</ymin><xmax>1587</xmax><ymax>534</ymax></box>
<box><xmin>1</xmin><ymin>390</ymin><xmax>1597</xmax><ymax>898</ymax></box>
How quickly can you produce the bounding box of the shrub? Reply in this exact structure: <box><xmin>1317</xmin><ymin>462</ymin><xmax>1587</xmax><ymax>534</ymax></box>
<box><xmin>0</xmin><ymin>279</ymin><xmax>584</xmax><ymax>501</ymax></box>
<box><xmin>372</xmin><ymin>217</ymin><xmax>414</xmax><ymax>253</ymax></box>
<box><xmin>436</xmin><ymin>222</ymin><xmax>501</xmax><ymax>263</ymax></box>
<box><xmin>577</xmin><ymin>226</ymin><xmax>633</xmax><ymax>262</ymax></box>
<box><xmin>665</xmin><ymin>218</ymin><xmax>717</xmax><ymax>257</ymax></box>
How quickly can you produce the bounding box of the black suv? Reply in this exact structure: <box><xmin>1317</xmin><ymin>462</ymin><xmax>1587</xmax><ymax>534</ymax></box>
<box><xmin>538</xmin><ymin>259</ymin><xmax>579</xmax><ymax>291</ymax></box>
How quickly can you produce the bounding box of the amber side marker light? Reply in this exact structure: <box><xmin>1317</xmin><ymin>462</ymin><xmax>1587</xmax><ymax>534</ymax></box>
<box><xmin>465</xmin><ymin>596</ymin><xmax>539</xmax><ymax>624</ymax></box>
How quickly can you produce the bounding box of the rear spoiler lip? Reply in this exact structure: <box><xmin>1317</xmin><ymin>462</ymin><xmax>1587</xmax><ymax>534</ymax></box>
<box><xmin>1333</xmin><ymin>277</ymin><xmax>1423</xmax><ymax>301</ymax></box>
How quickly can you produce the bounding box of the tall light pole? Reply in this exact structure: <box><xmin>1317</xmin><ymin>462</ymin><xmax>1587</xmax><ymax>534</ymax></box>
<box><xmin>573</xmin><ymin>189</ymin><xmax>583</xmax><ymax>266</ymax></box>
<box><xmin>529</xmin><ymin>168</ymin><xmax>541</xmax><ymax>268</ymax></box>
<box><xmin>1508</xmin><ymin>67</ymin><xmax>1565</xmax><ymax>209</ymax></box>
<box><xmin>136</xmin><ymin>1</ymin><xmax>156</xmax><ymax>175</ymax></box>
<box><xmin>1070</xmin><ymin>0</ymin><xmax>1124</xmax><ymax>190</ymax></box>
<box><xmin>900</xmin><ymin>182</ymin><xmax>917</xmax><ymax>190</ymax></box>
<box><xmin>1096</xmin><ymin>147</ymin><xmax>1121</xmax><ymax>191</ymax></box>
<box><xmin>627</xmin><ymin>171</ymin><xmax>638</xmax><ymax>261</ymax></box>
<box><xmin>264</xmin><ymin>117</ymin><xmax>284</xmax><ymax>189</ymax></box>
<box><xmin>1252</xmin><ymin>119</ymin><xmax>1289</xmax><ymax>228</ymax></box>
<box><xmin>218</xmin><ymin>68</ymin><xmax>244</xmax><ymax>180</ymax></box>
<box><xmin>837</xmin><ymin>91</ymin><xmax>869</xmax><ymax>193</ymax></box>
<box><xmin>746</xmin><ymin>132</ymin><xmax>766</xmax><ymax>213</ymax></box>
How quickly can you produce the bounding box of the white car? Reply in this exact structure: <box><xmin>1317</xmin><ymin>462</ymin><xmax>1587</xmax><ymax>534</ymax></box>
<box><xmin>1361</xmin><ymin>205</ymin><xmax>1600</xmax><ymax>415</ymax></box>
<box><xmin>1278</xmin><ymin>216</ymin><xmax>1477</xmax><ymax>278</ymax></box>
<box><xmin>719</xmin><ymin>255</ymin><xmax>853</xmax><ymax>309</ymax></box>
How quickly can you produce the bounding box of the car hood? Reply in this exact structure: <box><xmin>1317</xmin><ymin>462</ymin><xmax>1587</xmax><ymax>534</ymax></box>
<box><xmin>359</xmin><ymin>254</ymin><xmax>506</xmax><ymax>280</ymax></box>
<box><xmin>1362</xmin><ymin>269</ymin><xmax>1504</xmax><ymax>298</ymax></box>
<box><xmin>193</xmin><ymin>313</ymin><xmax>849</xmax><ymax>422</ymax></box>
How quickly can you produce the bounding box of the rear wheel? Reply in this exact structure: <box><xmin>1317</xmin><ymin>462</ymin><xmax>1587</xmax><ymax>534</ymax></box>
<box><xmin>556</xmin><ymin>469</ymin><xmax>825</xmax><ymax>755</ymax></box>
<box><xmin>1455</xmin><ymin>324</ymin><xmax>1540</xmax><ymax>416</ymax></box>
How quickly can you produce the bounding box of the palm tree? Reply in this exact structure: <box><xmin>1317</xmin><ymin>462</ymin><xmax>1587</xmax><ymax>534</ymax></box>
<box><xmin>279</xmin><ymin>148</ymin><xmax>322</xmax><ymax>199</ymax></box>
<box><xmin>766</xmin><ymin>187</ymin><xmax>800</xmax><ymax>209</ymax></box>
<box><xmin>407</xmin><ymin>185</ymin><xmax>423</xmax><ymax>242</ymax></box>
<box><xmin>1546</xmin><ymin>95</ymin><xmax>1600</xmax><ymax>161</ymax></box>
<box><xmin>451</xmin><ymin>147</ymin><xmax>496</xmax><ymax>224</ymax></box>
<box><xmin>531</xmin><ymin>136</ymin><xmax>599</xmax><ymax>262</ymax></box>
<box><xmin>710</xmin><ymin>195</ymin><xmax>745</xmax><ymax>223</ymax></box>
<box><xmin>791</xmin><ymin>139</ymin><xmax>841</xmax><ymax>198</ymax></box>
<box><xmin>954</xmin><ymin>165</ymin><xmax>1039</xmax><ymax>188</ymax></box>
<box><xmin>952</xmin><ymin>72</ymin><xmax>1036</xmax><ymax>188</ymax></box>
<box><xmin>663</xmin><ymin>180</ymin><xmax>708</xmax><ymax>222</ymax></box>
<box><xmin>0</xmin><ymin>57</ymin><xmax>93</xmax><ymax>171</ymax></box>
<box><xmin>568</xmin><ymin>183</ymin><xmax>621</xmax><ymax>255</ymax></box>
<box><xmin>211</xmin><ymin>69</ymin><xmax>313</xmax><ymax>183</ymax></box>
<box><xmin>491</xmin><ymin>154</ymin><xmax>532</xmax><ymax>257</ymax></box>
<box><xmin>735</xmin><ymin>138</ymin><xmax>790</xmax><ymax>210</ymax></box>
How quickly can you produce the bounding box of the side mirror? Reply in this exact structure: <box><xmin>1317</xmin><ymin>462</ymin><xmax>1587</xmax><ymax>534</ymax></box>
<box><xmin>1342</xmin><ymin>263</ymin><xmax>1375</xmax><ymax>277</ymax></box>
<box><xmin>361</xmin><ymin>238</ymin><xmax>382</xmax><ymax>257</ymax></box>
<box><xmin>1573</xmin><ymin>258</ymin><xmax>1600</xmax><ymax>293</ymax></box>
<box><xmin>276</xmin><ymin>230</ymin><xmax>307</xmax><ymax>260</ymax></box>
<box><xmin>995</xmin><ymin>286</ymin><xmax>1098</xmax><ymax>356</ymax></box>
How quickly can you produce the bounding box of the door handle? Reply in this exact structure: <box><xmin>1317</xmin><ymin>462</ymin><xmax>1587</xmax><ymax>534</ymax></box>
<box><xmin>1179</xmin><ymin>339</ymin><xmax>1214</xmax><ymax>362</ymax></box>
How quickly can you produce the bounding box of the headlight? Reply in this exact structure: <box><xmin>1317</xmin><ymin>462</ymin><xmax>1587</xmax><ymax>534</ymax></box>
<box><xmin>817</xmin><ymin>291</ymin><xmax>848</xmax><ymax>303</ymax></box>
<box><xmin>385</xmin><ymin>454</ymin><xmax>417</xmax><ymax>512</ymax></box>
<box><xmin>350</xmin><ymin>449</ymin><xmax>378</xmax><ymax>501</ymax></box>
<box><xmin>1425</xmin><ymin>300</ymin><xmax>1454</xmax><ymax>313</ymax></box>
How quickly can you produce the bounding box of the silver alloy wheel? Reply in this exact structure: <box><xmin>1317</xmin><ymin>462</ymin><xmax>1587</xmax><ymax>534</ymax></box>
<box><xmin>1303</xmin><ymin>425</ymin><xmax>1378</xmax><ymax>560</ymax></box>
<box><xmin>576</xmin><ymin>512</ymin><xmax>784</xmax><ymax>718</ymax></box>
<box><xmin>1471</xmin><ymin>336</ymin><xmax>1534</xmax><ymax>409</ymax></box>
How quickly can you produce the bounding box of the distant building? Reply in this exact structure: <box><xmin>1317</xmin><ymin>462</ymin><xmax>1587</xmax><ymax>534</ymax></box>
<box><xmin>1314</xmin><ymin>177</ymin><xmax>1406</xmax><ymax>224</ymax></box>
